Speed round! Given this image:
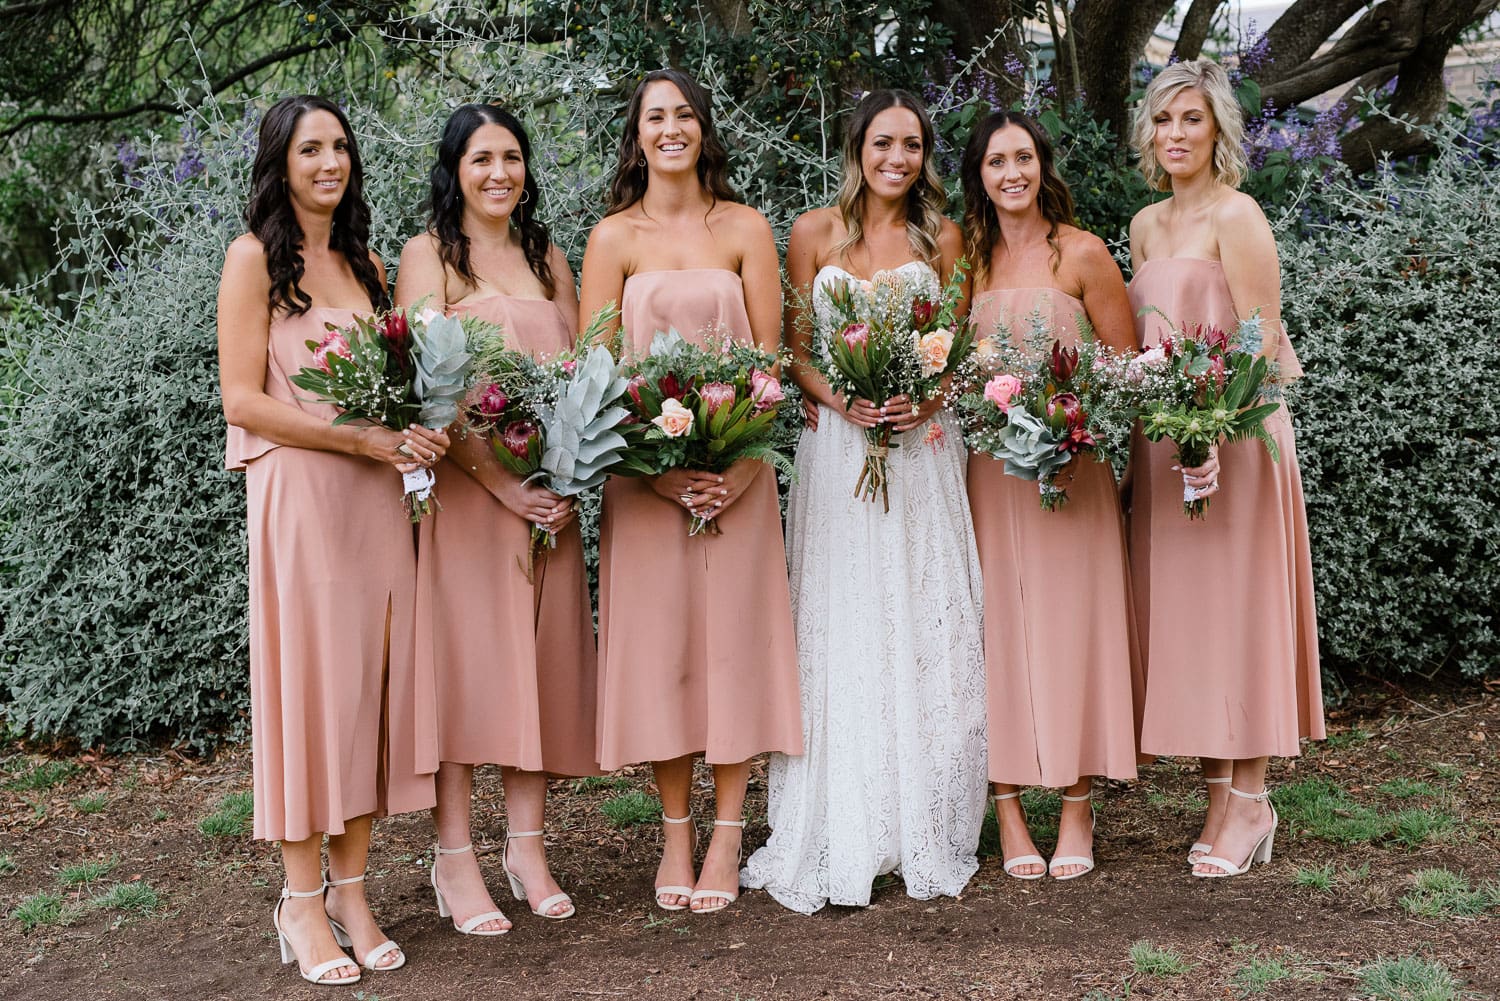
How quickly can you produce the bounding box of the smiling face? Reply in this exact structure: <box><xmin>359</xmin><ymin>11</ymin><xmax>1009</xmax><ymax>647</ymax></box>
<box><xmin>980</xmin><ymin>123</ymin><xmax>1042</xmax><ymax>216</ymax></box>
<box><xmin>637</xmin><ymin>80</ymin><xmax>701</xmax><ymax>176</ymax></box>
<box><xmin>859</xmin><ymin>106</ymin><xmax>924</xmax><ymax>201</ymax></box>
<box><xmin>284</xmin><ymin>109</ymin><xmax>350</xmax><ymax>217</ymax></box>
<box><xmin>1153</xmin><ymin>86</ymin><xmax>1218</xmax><ymax>182</ymax></box>
<box><xmin>458</xmin><ymin>122</ymin><xmax>526</xmax><ymax>225</ymax></box>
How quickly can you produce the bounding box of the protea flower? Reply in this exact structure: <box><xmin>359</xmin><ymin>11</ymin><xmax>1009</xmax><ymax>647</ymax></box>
<box><xmin>500</xmin><ymin>419</ymin><xmax>539</xmax><ymax>459</ymax></box>
<box><xmin>842</xmin><ymin>322</ymin><xmax>870</xmax><ymax>348</ymax></box>
<box><xmin>1047</xmin><ymin>392</ymin><xmax>1082</xmax><ymax>421</ymax></box>
<box><xmin>381</xmin><ymin>311</ymin><xmax>411</xmax><ymax>364</ymax></box>
<box><xmin>1050</xmin><ymin>340</ymin><xmax>1079</xmax><ymax>381</ymax></box>
<box><xmin>911</xmin><ymin>297</ymin><xmax>936</xmax><ymax>328</ymax></box>
<box><xmin>749</xmin><ymin>369</ymin><xmax>784</xmax><ymax>412</ymax></box>
<box><xmin>474</xmin><ymin>382</ymin><xmax>508</xmax><ymax>422</ymax></box>
<box><xmin>626</xmin><ymin>373</ymin><xmax>648</xmax><ymax>409</ymax></box>
<box><xmin>699</xmin><ymin>381</ymin><xmax>737</xmax><ymax>417</ymax></box>
<box><xmin>311</xmin><ymin>328</ymin><xmax>353</xmax><ymax>373</ymax></box>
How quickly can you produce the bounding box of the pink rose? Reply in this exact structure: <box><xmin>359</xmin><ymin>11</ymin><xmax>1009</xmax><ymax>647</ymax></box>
<box><xmin>983</xmin><ymin>373</ymin><xmax>1024</xmax><ymax>412</ymax></box>
<box><xmin>474</xmin><ymin>382</ymin><xmax>508</xmax><ymax>421</ymax></box>
<box><xmin>699</xmin><ymin>381</ymin><xmax>737</xmax><ymax>417</ymax></box>
<box><xmin>749</xmin><ymin>369</ymin><xmax>784</xmax><ymax>412</ymax></box>
<box><xmin>312</xmin><ymin>328</ymin><xmax>353</xmax><ymax>373</ymax></box>
<box><xmin>651</xmin><ymin>398</ymin><xmax>694</xmax><ymax>437</ymax></box>
<box><xmin>841</xmin><ymin>322</ymin><xmax>870</xmax><ymax>348</ymax></box>
<box><xmin>500</xmin><ymin>420</ymin><xmax>538</xmax><ymax>459</ymax></box>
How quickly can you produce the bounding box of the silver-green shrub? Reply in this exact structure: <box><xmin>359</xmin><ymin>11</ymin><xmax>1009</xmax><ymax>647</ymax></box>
<box><xmin>1278</xmin><ymin>130</ymin><xmax>1500</xmax><ymax>684</ymax></box>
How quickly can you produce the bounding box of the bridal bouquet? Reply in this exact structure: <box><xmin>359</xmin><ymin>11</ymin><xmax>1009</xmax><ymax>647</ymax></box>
<box><xmin>1134</xmin><ymin>311</ymin><xmax>1282</xmax><ymax>519</ymax></box>
<box><xmin>809</xmin><ymin>263</ymin><xmax>975</xmax><ymax>511</ymax></box>
<box><xmin>614</xmin><ymin>330</ymin><xmax>795</xmax><ymax>536</ymax></box>
<box><xmin>466</xmin><ymin>306</ymin><xmax>633</xmax><ymax>577</ymax></box>
<box><xmin>291</xmin><ymin>305</ymin><xmax>479</xmax><ymax>520</ymax></box>
<box><xmin>955</xmin><ymin>311</ymin><xmax>1136</xmax><ymax>511</ymax></box>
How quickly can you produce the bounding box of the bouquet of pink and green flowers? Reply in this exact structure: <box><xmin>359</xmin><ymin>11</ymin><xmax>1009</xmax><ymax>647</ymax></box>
<box><xmin>809</xmin><ymin>263</ymin><xmax>975</xmax><ymax>511</ymax></box>
<box><xmin>466</xmin><ymin>306</ymin><xmax>633</xmax><ymax>577</ymax></box>
<box><xmin>614</xmin><ymin>329</ymin><xmax>795</xmax><ymax>536</ymax></box>
<box><xmin>291</xmin><ymin>304</ymin><xmax>483</xmax><ymax>520</ymax></box>
<box><xmin>1133</xmin><ymin>310</ymin><xmax>1282</xmax><ymax>519</ymax></box>
<box><xmin>955</xmin><ymin>310</ymin><xmax>1137</xmax><ymax>511</ymax></box>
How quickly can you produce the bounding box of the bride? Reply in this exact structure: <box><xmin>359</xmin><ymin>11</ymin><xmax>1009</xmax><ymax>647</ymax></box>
<box><xmin>740</xmin><ymin>89</ymin><xmax>988</xmax><ymax>913</ymax></box>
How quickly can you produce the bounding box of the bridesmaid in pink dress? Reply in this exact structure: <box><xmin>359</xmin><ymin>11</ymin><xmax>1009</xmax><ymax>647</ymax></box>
<box><xmin>218</xmin><ymin>96</ymin><xmax>448</xmax><ymax>985</ymax></box>
<box><xmin>959</xmin><ymin>111</ymin><xmax>1142</xmax><ymax>880</ymax></box>
<box><xmin>395</xmin><ymin>105</ymin><xmax>596</xmax><ymax>934</ymax></box>
<box><xmin>1125</xmin><ymin>60</ymin><xmax>1324</xmax><ymax>877</ymax></box>
<box><xmin>578</xmin><ymin>69</ymin><xmax>803</xmax><ymax>914</ymax></box>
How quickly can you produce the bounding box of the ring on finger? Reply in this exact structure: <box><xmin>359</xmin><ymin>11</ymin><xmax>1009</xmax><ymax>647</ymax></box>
<box><xmin>395</xmin><ymin>442</ymin><xmax>416</xmax><ymax>459</ymax></box>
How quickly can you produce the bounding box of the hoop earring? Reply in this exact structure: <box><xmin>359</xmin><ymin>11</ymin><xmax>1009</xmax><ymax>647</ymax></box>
<box><xmin>518</xmin><ymin>189</ymin><xmax>531</xmax><ymax>206</ymax></box>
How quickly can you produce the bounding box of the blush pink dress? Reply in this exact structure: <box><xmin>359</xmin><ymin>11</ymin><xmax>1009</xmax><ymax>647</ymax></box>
<box><xmin>1126</xmin><ymin>258</ymin><xmax>1324</xmax><ymax>758</ymax></box>
<box><xmin>594</xmin><ymin>268</ymin><xmax>803</xmax><ymax>770</ymax></box>
<box><xmin>967</xmin><ymin>288</ymin><xmax>1142</xmax><ymax>786</ymax></box>
<box><xmin>415</xmin><ymin>294</ymin><xmax>600</xmax><ymax>777</ymax></box>
<box><xmin>226</xmin><ymin>306</ymin><xmax>437</xmax><ymax>843</ymax></box>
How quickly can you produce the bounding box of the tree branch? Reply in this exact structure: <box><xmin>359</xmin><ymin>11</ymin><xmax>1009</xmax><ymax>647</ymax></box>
<box><xmin>1260</xmin><ymin>0</ymin><xmax>1427</xmax><ymax>111</ymax></box>
<box><xmin>1172</xmin><ymin>0</ymin><xmax>1224</xmax><ymax>62</ymax></box>
<box><xmin>1257</xmin><ymin>0</ymin><xmax>1371</xmax><ymax>86</ymax></box>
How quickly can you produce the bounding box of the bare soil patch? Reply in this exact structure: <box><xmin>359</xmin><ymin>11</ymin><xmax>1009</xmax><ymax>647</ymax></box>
<box><xmin>1</xmin><ymin>680</ymin><xmax>1494</xmax><ymax>1000</ymax></box>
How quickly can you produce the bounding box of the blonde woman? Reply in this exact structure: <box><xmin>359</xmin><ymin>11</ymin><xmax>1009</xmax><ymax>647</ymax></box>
<box><xmin>1125</xmin><ymin>58</ymin><xmax>1323</xmax><ymax>877</ymax></box>
<box><xmin>740</xmin><ymin>89</ymin><xmax>987</xmax><ymax>913</ymax></box>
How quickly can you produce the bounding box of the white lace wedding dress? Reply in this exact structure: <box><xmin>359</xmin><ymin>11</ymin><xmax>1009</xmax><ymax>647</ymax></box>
<box><xmin>740</xmin><ymin>261</ymin><xmax>988</xmax><ymax>913</ymax></box>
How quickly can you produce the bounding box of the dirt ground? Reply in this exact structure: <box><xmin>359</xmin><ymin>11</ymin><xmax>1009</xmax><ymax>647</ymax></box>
<box><xmin>0</xmin><ymin>679</ymin><xmax>1494</xmax><ymax>1001</ymax></box>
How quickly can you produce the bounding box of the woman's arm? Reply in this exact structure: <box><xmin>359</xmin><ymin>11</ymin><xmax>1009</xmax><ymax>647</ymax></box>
<box><xmin>392</xmin><ymin>233</ymin><xmax>448</xmax><ymax>310</ymax></box>
<box><xmin>737</xmin><ymin>208</ymin><xmax>783</xmax><ymax>357</ymax></box>
<box><xmin>578</xmin><ymin>216</ymin><xmax>628</xmax><ymax>341</ymax></box>
<box><xmin>549</xmin><ymin>244</ymin><xmax>582</xmax><ymax>335</ymax></box>
<box><xmin>1072</xmin><ymin>231</ymin><xmax>1137</xmax><ymax>354</ymax></box>
<box><xmin>1216</xmin><ymin>192</ymin><xmax>1282</xmax><ymax>361</ymax></box>
<box><xmin>218</xmin><ymin>236</ymin><xmax>436</xmax><ymax>466</ymax></box>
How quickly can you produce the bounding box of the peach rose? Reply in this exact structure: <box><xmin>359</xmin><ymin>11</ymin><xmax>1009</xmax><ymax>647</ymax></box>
<box><xmin>651</xmin><ymin>397</ymin><xmax>695</xmax><ymax>438</ymax></box>
<box><xmin>975</xmin><ymin>336</ymin><xmax>999</xmax><ymax>362</ymax></box>
<box><xmin>917</xmin><ymin>327</ymin><xmax>954</xmax><ymax>376</ymax></box>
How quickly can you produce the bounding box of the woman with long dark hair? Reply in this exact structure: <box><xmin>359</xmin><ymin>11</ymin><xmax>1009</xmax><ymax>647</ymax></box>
<box><xmin>960</xmin><ymin>110</ymin><xmax>1140</xmax><ymax>881</ymax></box>
<box><xmin>395</xmin><ymin>102</ymin><xmax>594</xmax><ymax>933</ymax></box>
<box><xmin>578</xmin><ymin>68</ymin><xmax>802</xmax><ymax>915</ymax></box>
<box><xmin>218</xmin><ymin>95</ymin><xmax>447</xmax><ymax>985</ymax></box>
<box><xmin>1126</xmin><ymin>59</ymin><xmax>1323</xmax><ymax>877</ymax></box>
<box><xmin>740</xmin><ymin>89</ymin><xmax>987</xmax><ymax>913</ymax></box>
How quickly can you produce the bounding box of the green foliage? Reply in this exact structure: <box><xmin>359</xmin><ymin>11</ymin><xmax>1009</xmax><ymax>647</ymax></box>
<box><xmin>1129</xmin><ymin>940</ymin><xmax>1191</xmax><ymax>976</ymax></box>
<box><xmin>10</xmin><ymin>890</ymin><xmax>65</xmax><ymax>931</ymax></box>
<box><xmin>1358</xmin><ymin>955</ymin><xmax>1464</xmax><ymax>1001</ymax></box>
<box><xmin>1280</xmin><ymin>131</ymin><xmax>1500</xmax><ymax>682</ymax></box>
<box><xmin>1398</xmin><ymin>868</ymin><xmax>1500</xmax><ymax>918</ymax></box>
<box><xmin>3</xmin><ymin>760</ymin><xmax>79</xmax><ymax>791</ymax></box>
<box><xmin>1292</xmin><ymin>862</ymin><xmax>1335</xmax><ymax>891</ymax></box>
<box><xmin>1274</xmin><ymin>779</ymin><xmax>1461</xmax><ymax>848</ymax></box>
<box><xmin>198</xmin><ymin>790</ymin><xmax>254</xmax><ymax>837</ymax></box>
<box><xmin>0</xmin><ymin>854</ymin><xmax>16</xmax><ymax>876</ymax></box>
<box><xmin>92</xmin><ymin>880</ymin><xmax>162</xmax><ymax>916</ymax></box>
<box><xmin>599</xmin><ymin>789</ymin><xmax>661</xmax><ymax>828</ymax></box>
<box><xmin>73</xmin><ymin>792</ymin><xmax>109</xmax><ymax>814</ymax></box>
<box><xmin>59</xmin><ymin>857</ymin><xmax>117</xmax><ymax>887</ymax></box>
<box><xmin>1232</xmin><ymin>956</ymin><xmax>1296</xmax><ymax>996</ymax></box>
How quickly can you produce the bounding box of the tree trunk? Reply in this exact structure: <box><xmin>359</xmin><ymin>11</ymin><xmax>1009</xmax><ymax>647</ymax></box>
<box><xmin>928</xmin><ymin>0</ymin><xmax>1027</xmax><ymax>109</ymax></box>
<box><xmin>1171</xmin><ymin>0</ymin><xmax>1224</xmax><ymax>62</ymax></box>
<box><xmin>1063</xmin><ymin>0</ymin><xmax>1177</xmax><ymax>135</ymax></box>
<box><xmin>1256</xmin><ymin>0</ymin><xmax>1372</xmax><ymax>86</ymax></box>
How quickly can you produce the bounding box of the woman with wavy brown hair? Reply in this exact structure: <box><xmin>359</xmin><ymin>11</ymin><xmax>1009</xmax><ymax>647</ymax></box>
<box><xmin>218</xmin><ymin>94</ymin><xmax>448</xmax><ymax>986</ymax></box>
<box><xmin>396</xmin><ymin>103</ymin><xmax>594</xmax><ymax>934</ymax></box>
<box><xmin>579</xmin><ymin>68</ymin><xmax>802</xmax><ymax>915</ymax></box>
<box><xmin>960</xmin><ymin>110</ymin><xmax>1140</xmax><ymax>881</ymax></box>
<box><xmin>740</xmin><ymin>89</ymin><xmax>987</xmax><ymax>914</ymax></box>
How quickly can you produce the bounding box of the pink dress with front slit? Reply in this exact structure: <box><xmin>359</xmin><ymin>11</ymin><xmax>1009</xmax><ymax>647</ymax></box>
<box><xmin>967</xmin><ymin>288</ymin><xmax>1143</xmax><ymax>786</ymax></box>
<box><xmin>1126</xmin><ymin>258</ymin><xmax>1324</xmax><ymax>759</ymax></box>
<box><xmin>415</xmin><ymin>293</ymin><xmax>600</xmax><ymax>777</ymax></box>
<box><xmin>227</xmin><ymin>306</ymin><xmax>437</xmax><ymax>842</ymax></box>
<box><xmin>594</xmin><ymin>268</ymin><xmax>803</xmax><ymax>770</ymax></box>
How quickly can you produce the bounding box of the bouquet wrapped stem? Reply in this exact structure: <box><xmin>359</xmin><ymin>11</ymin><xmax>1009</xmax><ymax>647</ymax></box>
<box><xmin>857</xmin><ymin>426</ymin><xmax>894</xmax><ymax>513</ymax></box>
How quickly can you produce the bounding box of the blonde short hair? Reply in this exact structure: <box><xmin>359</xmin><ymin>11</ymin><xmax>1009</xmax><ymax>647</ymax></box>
<box><xmin>1132</xmin><ymin>58</ymin><xmax>1248</xmax><ymax>191</ymax></box>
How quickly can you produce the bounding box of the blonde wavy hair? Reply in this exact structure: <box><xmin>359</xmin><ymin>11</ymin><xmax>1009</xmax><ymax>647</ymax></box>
<box><xmin>1132</xmin><ymin>58</ymin><xmax>1248</xmax><ymax>191</ymax></box>
<box><xmin>832</xmin><ymin>90</ymin><xmax>947</xmax><ymax>268</ymax></box>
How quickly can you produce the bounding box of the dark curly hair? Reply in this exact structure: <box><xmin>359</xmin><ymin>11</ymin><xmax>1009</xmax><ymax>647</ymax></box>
<box><xmin>961</xmin><ymin>110</ymin><xmax>1077</xmax><ymax>285</ymax></box>
<box><xmin>605</xmin><ymin>68</ymin><xmax>740</xmax><ymax>215</ymax></box>
<box><xmin>244</xmin><ymin>95</ymin><xmax>386</xmax><ymax>317</ymax></box>
<box><xmin>427</xmin><ymin>103</ymin><xmax>555</xmax><ymax>299</ymax></box>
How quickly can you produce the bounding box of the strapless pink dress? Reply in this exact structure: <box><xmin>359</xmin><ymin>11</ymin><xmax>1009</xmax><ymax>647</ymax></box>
<box><xmin>595</xmin><ymin>269</ymin><xmax>803</xmax><ymax>770</ymax></box>
<box><xmin>1126</xmin><ymin>259</ymin><xmax>1323</xmax><ymax>758</ymax></box>
<box><xmin>967</xmin><ymin>288</ymin><xmax>1142</xmax><ymax>785</ymax></box>
<box><xmin>415</xmin><ymin>294</ymin><xmax>600</xmax><ymax>776</ymax></box>
<box><xmin>226</xmin><ymin>306</ymin><xmax>436</xmax><ymax>842</ymax></box>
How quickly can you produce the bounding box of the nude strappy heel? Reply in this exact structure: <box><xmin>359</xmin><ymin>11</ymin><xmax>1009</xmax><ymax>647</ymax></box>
<box><xmin>1048</xmin><ymin>791</ymin><xmax>1096</xmax><ymax>880</ymax></box>
<box><xmin>689</xmin><ymin>819</ymin><xmax>744</xmax><ymax>914</ymax></box>
<box><xmin>272</xmin><ymin>883</ymin><xmax>359</xmax><ymax>986</ymax></box>
<box><xmin>993</xmin><ymin>792</ymin><xmax>1046</xmax><ymax>880</ymax></box>
<box><xmin>1193</xmin><ymin>786</ymin><xmax>1277</xmax><ymax>878</ymax></box>
<box><xmin>503</xmin><ymin>829</ymin><xmax>575</xmax><ymax>919</ymax></box>
<box><xmin>324</xmin><ymin>872</ymin><xmax>404</xmax><ymax>971</ymax></box>
<box><xmin>655</xmin><ymin>813</ymin><xmax>696</xmax><ymax>911</ymax></box>
<box><xmin>1189</xmin><ymin>775</ymin><xmax>1233</xmax><ymax>862</ymax></box>
<box><xmin>431</xmin><ymin>843</ymin><xmax>510</xmax><ymax>935</ymax></box>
